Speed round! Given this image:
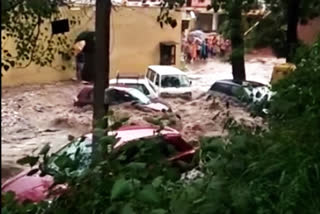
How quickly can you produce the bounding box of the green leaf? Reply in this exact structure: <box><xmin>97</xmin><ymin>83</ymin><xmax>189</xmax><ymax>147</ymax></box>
<box><xmin>152</xmin><ymin>176</ymin><xmax>164</xmax><ymax>188</ymax></box>
<box><xmin>17</xmin><ymin>156</ymin><xmax>39</xmax><ymax>167</ymax></box>
<box><xmin>110</xmin><ymin>178</ymin><xmax>131</xmax><ymax>200</ymax></box>
<box><xmin>151</xmin><ymin>209</ymin><xmax>167</xmax><ymax>214</ymax></box>
<box><xmin>137</xmin><ymin>185</ymin><xmax>159</xmax><ymax>205</ymax></box>
<box><xmin>121</xmin><ymin>204</ymin><xmax>136</xmax><ymax>214</ymax></box>
<box><xmin>2</xmin><ymin>191</ymin><xmax>16</xmax><ymax>204</ymax></box>
<box><xmin>126</xmin><ymin>162</ymin><xmax>146</xmax><ymax>171</ymax></box>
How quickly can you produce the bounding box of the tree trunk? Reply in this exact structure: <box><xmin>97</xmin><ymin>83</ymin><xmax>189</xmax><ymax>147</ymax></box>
<box><xmin>92</xmin><ymin>0</ymin><xmax>111</xmax><ymax>160</ymax></box>
<box><xmin>230</xmin><ymin>0</ymin><xmax>246</xmax><ymax>81</ymax></box>
<box><xmin>286</xmin><ymin>0</ymin><xmax>300</xmax><ymax>62</ymax></box>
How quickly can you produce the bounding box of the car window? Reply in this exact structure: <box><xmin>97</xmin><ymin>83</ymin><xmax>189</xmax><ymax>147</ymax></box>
<box><xmin>48</xmin><ymin>136</ymin><xmax>92</xmax><ymax>173</ymax></box>
<box><xmin>121</xmin><ymin>91</ymin><xmax>135</xmax><ymax>102</ymax></box>
<box><xmin>128</xmin><ymin>89</ymin><xmax>150</xmax><ymax>104</ymax></box>
<box><xmin>106</xmin><ymin>89</ymin><xmax>134</xmax><ymax>104</ymax></box>
<box><xmin>155</xmin><ymin>74</ymin><xmax>160</xmax><ymax>86</ymax></box>
<box><xmin>105</xmin><ymin>89</ymin><xmax>117</xmax><ymax>104</ymax></box>
<box><xmin>231</xmin><ymin>85</ymin><xmax>242</xmax><ymax>96</ymax></box>
<box><xmin>127</xmin><ymin>84</ymin><xmax>150</xmax><ymax>96</ymax></box>
<box><xmin>210</xmin><ymin>83</ymin><xmax>233</xmax><ymax>96</ymax></box>
<box><xmin>148</xmin><ymin>69</ymin><xmax>156</xmax><ymax>82</ymax></box>
<box><xmin>147</xmin><ymin>69</ymin><xmax>152</xmax><ymax>80</ymax></box>
<box><xmin>161</xmin><ymin>75</ymin><xmax>190</xmax><ymax>88</ymax></box>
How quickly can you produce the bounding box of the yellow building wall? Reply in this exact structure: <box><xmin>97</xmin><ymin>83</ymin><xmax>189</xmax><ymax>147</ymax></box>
<box><xmin>2</xmin><ymin>6</ymin><xmax>95</xmax><ymax>87</ymax></box>
<box><xmin>2</xmin><ymin>6</ymin><xmax>182</xmax><ymax>87</ymax></box>
<box><xmin>110</xmin><ymin>6</ymin><xmax>182</xmax><ymax>78</ymax></box>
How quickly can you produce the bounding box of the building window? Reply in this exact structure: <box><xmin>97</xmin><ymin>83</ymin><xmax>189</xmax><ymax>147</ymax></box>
<box><xmin>160</xmin><ymin>42</ymin><xmax>176</xmax><ymax>65</ymax></box>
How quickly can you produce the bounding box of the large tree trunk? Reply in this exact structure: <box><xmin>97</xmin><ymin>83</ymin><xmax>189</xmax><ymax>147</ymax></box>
<box><xmin>286</xmin><ymin>0</ymin><xmax>300</xmax><ymax>62</ymax></box>
<box><xmin>92</xmin><ymin>0</ymin><xmax>111</xmax><ymax>160</ymax></box>
<box><xmin>230</xmin><ymin>0</ymin><xmax>246</xmax><ymax>81</ymax></box>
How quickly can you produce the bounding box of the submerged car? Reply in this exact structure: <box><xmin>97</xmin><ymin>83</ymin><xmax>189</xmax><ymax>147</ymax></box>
<box><xmin>208</xmin><ymin>79</ymin><xmax>273</xmax><ymax>103</ymax></box>
<box><xmin>146</xmin><ymin>65</ymin><xmax>193</xmax><ymax>99</ymax></box>
<box><xmin>74</xmin><ymin>85</ymin><xmax>170</xmax><ymax>112</ymax></box>
<box><xmin>109</xmin><ymin>74</ymin><xmax>158</xmax><ymax>99</ymax></box>
<box><xmin>2</xmin><ymin>125</ymin><xmax>196</xmax><ymax>202</ymax></box>
<box><xmin>207</xmin><ymin>79</ymin><xmax>274</xmax><ymax>114</ymax></box>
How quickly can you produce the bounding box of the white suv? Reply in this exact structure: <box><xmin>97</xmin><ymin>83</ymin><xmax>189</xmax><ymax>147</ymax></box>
<box><xmin>145</xmin><ymin>65</ymin><xmax>192</xmax><ymax>99</ymax></box>
<box><xmin>109</xmin><ymin>74</ymin><xmax>158</xmax><ymax>99</ymax></box>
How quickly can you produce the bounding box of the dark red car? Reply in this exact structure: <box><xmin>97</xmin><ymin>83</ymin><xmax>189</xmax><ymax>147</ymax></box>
<box><xmin>2</xmin><ymin>125</ymin><xmax>195</xmax><ymax>202</ymax></box>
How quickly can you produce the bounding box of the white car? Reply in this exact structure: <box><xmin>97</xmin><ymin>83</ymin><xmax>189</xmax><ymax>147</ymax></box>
<box><xmin>146</xmin><ymin>65</ymin><xmax>192</xmax><ymax>99</ymax></box>
<box><xmin>110</xmin><ymin>74</ymin><xmax>158</xmax><ymax>99</ymax></box>
<box><xmin>74</xmin><ymin>85</ymin><xmax>170</xmax><ymax>112</ymax></box>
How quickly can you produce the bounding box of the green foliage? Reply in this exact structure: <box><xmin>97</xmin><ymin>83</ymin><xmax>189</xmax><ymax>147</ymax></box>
<box><xmin>157</xmin><ymin>0</ymin><xmax>184</xmax><ymax>28</ymax></box>
<box><xmin>1</xmin><ymin>0</ymin><xmax>79</xmax><ymax>74</ymax></box>
<box><xmin>247</xmin><ymin>0</ymin><xmax>320</xmax><ymax>56</ymax></box>
<box><xmin>246</xmin><ymin>14</ymin><xmax>287</xmax><ymax>57</ymax></box>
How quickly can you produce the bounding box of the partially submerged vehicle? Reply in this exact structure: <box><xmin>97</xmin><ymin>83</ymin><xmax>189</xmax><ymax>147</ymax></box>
<box><xmin>109</xmin><ymin>73</ymin><xmax>158</xmax><ymax>99</ymax></box>
<box><xmin>146</xmin><ymin>65</ymin><xmax>192</xmax><ymax>99</ymax></box>
<box><xmin>74</xmin><ymin>85</ymin><xmax>170</xmax><ymax>112</ymax></box>
<box><xmin>207</xmin><ymin>79</ymin><xmax>274</xmax><ymax>113</ymax></box>
<box><xmin>2</xmin><ymin>125</ymin><xmax>196</xmax><ymax>202</ymax></box>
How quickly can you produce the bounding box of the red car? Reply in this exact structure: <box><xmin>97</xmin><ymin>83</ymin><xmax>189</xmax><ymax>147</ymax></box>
<box><xmin>74</xmin><ymin>85</ymin><xmax>171</xmax><ymax>112</ymax></box>
<box><xmin>2</xmin><ymin>125</ymin><xmax>195</xmax><ymax>202</ymax></box>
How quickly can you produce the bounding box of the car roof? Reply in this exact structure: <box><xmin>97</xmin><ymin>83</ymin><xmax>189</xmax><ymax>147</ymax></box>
<box><xmin>110</xmin><ymin>78</ymin><xmax>147</xmax><ymax>84</ymax></box>
<box><xmin>148</xmin><ymin>65</ymin><xmax>186</xmax><ymax>75</ymax></box>
<box><xmin>215</xmin><ymin>79</ymin><xmax>241</xmax><ymax>86</ymax></box>
<box><xmin>114</xmin><ymin>125</ymin><xmax>180</xmax><ymax>147</ymax></box>
<box><xmin>82</xmin><ymin>125</ymin><xmax>181</xmax><ymax>148</ymax></box>
<box><xmin>108</xmin><ymin>86</ymin><xmax>141</xmax><ymax>93</ymax></box>
<box><xmin>215</xmin><ymin>79</ymin><xmax>267</xmax><ymax>87</ymax></box>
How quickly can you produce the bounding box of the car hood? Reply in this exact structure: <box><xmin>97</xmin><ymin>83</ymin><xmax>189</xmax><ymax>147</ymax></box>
<box><xmin>2</xmin><ymin>169</ymin><xmax>54</xmax><ymax>202</ymax></box>
<box><xmin>144</xmin><ymin>102</ymin><xmax>169</xmax><ymax>111</ymax></box>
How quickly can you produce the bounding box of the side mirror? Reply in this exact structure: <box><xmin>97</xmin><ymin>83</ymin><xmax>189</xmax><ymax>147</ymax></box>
<box><xmin>189</xmin><ymin>80</ymin><xmax>192</xmax><ymax>86</ymax></box>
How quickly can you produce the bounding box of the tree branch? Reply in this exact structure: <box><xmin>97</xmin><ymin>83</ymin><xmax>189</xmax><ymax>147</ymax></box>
<box><xmin>2</xmin><ymin>0</ymin><xmax>26</xmax><ymax>13</ymax></box>
<box><xmin>16</xmin><ymin>15</ymin><xmax>42</xmax><ymax>69</ymax></box>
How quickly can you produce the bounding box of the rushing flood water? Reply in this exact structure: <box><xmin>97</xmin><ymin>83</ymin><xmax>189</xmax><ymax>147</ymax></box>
<box><xmin>1</xmin><ymin>51</ymin><xmax>284</xmax><ymax>183</ymax></box>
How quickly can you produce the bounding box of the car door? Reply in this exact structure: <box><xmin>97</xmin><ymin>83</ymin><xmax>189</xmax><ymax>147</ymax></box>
<box><xmin>146</xmin><ymin>69</ymin><xmax>158</xmax><ymax>95</ymax></box>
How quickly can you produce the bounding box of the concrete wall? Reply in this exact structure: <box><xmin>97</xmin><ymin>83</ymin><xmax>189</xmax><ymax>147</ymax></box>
<box><xmin>2</xmin><ymin>6</ymin><xmax>182</xmax><ymax>87</ymax></box>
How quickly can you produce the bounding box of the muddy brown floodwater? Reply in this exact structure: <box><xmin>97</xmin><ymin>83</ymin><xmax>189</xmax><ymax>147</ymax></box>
<box><xmin>2</xmin><ymin>50</ymin><xmax>282</xmax><ymax>183</ymax></box>
<box><xmin>1</xmin><ymin>81</ymin><xmax>264</xmax><ymax>184</ymax></box>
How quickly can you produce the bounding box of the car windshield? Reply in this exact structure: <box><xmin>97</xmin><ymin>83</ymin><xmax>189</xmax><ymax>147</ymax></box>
<box><xmin>128</xmin><ymin>89</ymin><xmax>151</xmax><ymax>104</ymax></box>
<box><xmin>47</xmin><ymin>136</ymin><xmax>92</xmax><ymax>174</ymax></box>
<box><xmin>161</xmin><ymin>75</ymin><xmax>190</xmax><ymax>88</ymax></box>
<box><xmin>46</xmin><ymin>135</ymin><xmax>182</xmax><ymax>174</ymax></box>
<box><xmin>127</xmin><ymin>83</ymin><xmax>150</xmax><ymax>95</ymax></box>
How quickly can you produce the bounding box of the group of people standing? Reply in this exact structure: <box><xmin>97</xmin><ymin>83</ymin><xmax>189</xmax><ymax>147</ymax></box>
<box><xmin>183</xmin><ymin>33</ymin><xmax>231</xmax><ymax>63</ymax></box>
